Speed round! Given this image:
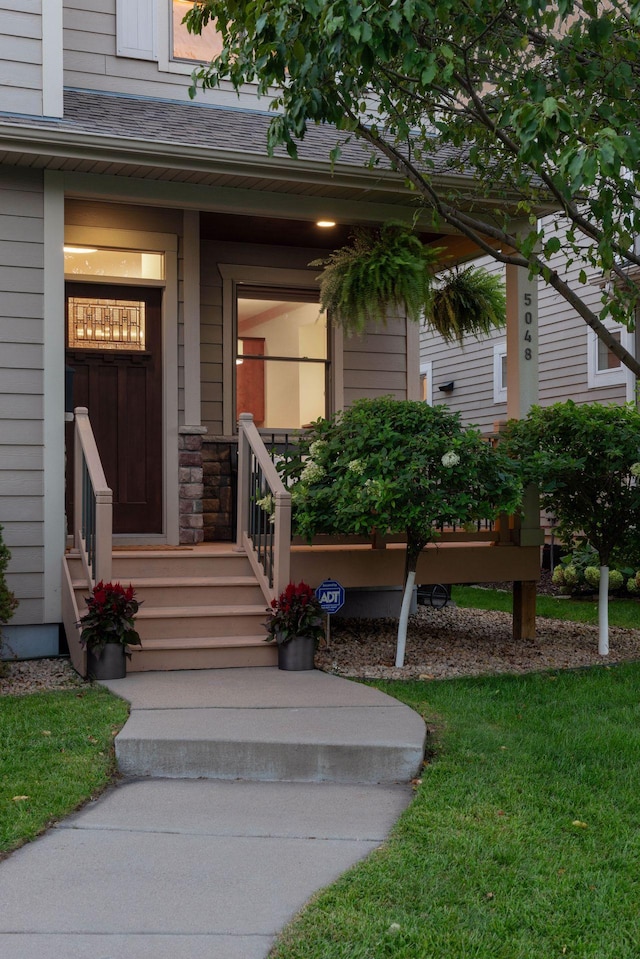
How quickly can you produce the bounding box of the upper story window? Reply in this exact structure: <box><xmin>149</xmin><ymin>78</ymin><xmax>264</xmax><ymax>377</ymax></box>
<box><xmin>172</xmin><ymin>0</ymin><xmax>223</xmax><ymax>62</ymax></box>
<box><xmin>116</xmin><ymin>1</ymin><xmax>222</xmax><ymax>67</ymax></box>
<box><xmin>419</xmin><ymin>361</ymin><xmax>433</xmax><ymax>405</ymax></box>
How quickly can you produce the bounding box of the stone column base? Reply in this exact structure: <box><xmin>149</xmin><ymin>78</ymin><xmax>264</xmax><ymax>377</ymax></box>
<box><xmin>178</xmin><ymin>426</ymin><xmax>206</xmax><ymax>544</ymax></box>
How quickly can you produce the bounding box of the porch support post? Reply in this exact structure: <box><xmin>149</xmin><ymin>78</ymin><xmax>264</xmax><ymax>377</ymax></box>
<box><xmin>182</xmin><ymin>210</ymin><xmax>202</xmax><ymax>428</ymax></box>
<box><xmin>513</xmin><ymin>581</ymin><xmax>537</xmax><ymax>641</ymax></box>
<box><xmin>506</xmin><ymin>258</ymin><xmax>542</xmax><ymax>640</ymax></box>
<box><xmin>505</xmin><ymin>260</ymin><xmax>538</xmax><ymax>420</ymax></box>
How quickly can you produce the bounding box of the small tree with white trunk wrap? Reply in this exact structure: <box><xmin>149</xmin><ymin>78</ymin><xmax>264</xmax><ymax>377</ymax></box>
<box><xmin>282</xmin><ymin>398</ymin><xmax>522</xmax><ymax>667</ymax></box>
<box><xmin>504</xmin><ymin>401</ymin><xmax>640</xmax><ymax>656</ymax></box>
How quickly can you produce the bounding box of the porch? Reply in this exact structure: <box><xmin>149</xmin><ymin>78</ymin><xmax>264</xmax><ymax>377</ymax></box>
<box><xmin>61</xmin><ymin>411</ymin><xmax>541</xmax><ymax>676</ymax></box>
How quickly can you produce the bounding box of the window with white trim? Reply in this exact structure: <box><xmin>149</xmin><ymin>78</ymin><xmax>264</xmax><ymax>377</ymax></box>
<box><xmin>493</xmin><ymin>342</ymin><xmax>507</xmax><ymax>404</ymax></box>
<box><xmin>587</xmin><ymin>324</ymin><xmax>632</xmax><ymax>389</ymax></box>
<box><xmin>419</xmin><ymin>361</ymin><xmax>433</xmax><ymax>405</ymax></box>
<box><xmin>117</xmin><ymin>1</ymin><xmax>222</xmax><ymax>66</ymax></box>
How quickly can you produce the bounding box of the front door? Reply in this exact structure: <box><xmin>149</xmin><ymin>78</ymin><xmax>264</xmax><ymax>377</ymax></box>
<box><xmin>65</xmin><ymin>283</ymin><xmax>163</xmax><ymax>535</ymax></box>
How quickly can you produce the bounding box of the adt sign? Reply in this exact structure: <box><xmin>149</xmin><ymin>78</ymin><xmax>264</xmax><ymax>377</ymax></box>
<box><xmin>315</xmin><ymin>579</ymin><xmax>345</xmax><ymax>615</ymax></box>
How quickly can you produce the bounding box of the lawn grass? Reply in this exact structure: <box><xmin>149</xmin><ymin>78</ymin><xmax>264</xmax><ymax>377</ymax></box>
<box><xmin>453</xmin><ymin>584</ymin><xmax>640</xmax><ymax>629</ymax></box>
<box><xmin>0</xmin><ymin>686</ymin><xmax>129</xmax><ymax>857</ymax></box>
<box><xmin>272</xmin><ymin>664</ymin><xmax>640</xmax><ymax>959</ymax></box>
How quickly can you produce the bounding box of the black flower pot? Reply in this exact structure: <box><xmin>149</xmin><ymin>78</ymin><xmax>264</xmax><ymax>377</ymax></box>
<box><xmin>277</xmin><ymin>635</ymin><xmax>316</xmax><ymax>671</ymax></box>
<box><xmin>86</xmin><ymin>643</ymin><xmax>126</xmax><ymax>680</ymax></box>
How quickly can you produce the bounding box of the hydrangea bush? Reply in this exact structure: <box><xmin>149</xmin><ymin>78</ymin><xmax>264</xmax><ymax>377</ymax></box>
<box><xmin>280</xmin><ymin>397</ymin><xmax>522</xmax><ymax>666</ymax></box>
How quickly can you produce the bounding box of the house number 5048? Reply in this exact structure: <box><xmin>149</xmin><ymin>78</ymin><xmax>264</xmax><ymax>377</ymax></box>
<box><xmin>523</xmin><ymin>292</ymin><xmax>534</xmax><ymax>360</ymax></box>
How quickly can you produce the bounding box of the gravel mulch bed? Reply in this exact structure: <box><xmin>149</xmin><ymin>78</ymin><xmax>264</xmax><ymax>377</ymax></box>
<box><xmin>0</xmin><ymin>658</ymin><xmax>84</xmax><ymax>697</ymax></box>
<box><xmin>2</xmin><ymin>590</ymin><xmax>639</xmax><ymax>694</ymax></box>
<box><xmin>320</xmin><ymin>604</ymin><xmax>640</xmax><ymax>680</ymax></box>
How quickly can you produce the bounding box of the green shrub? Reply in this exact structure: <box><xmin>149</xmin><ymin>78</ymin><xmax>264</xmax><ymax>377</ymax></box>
<box><xmin>0</xmin><ymin>523</ymin><xmax>18</xmax><ymax>671</ymax></box>
<box><xmin>609</xmin><ymin>569</ymin><xmax>625</xmax><ymax>592</ymax></box>
<box><xmin>554</xmin><ymin>541</ymin><xmax>637</xmax><ymax>597</ymax></box>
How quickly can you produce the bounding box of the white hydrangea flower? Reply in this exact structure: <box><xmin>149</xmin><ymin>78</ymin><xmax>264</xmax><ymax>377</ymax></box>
<box><xmin>309</xmin><ymin>439</ymin><xmax>328</xmax><ymax>460</ymax></box>
<box><xmin>441</xmin><ymin>451</ymin><xmax>461</xmax><ymax>468</ymax></box>
<box><xmin>348</xmin><ymin>459</ymin><xmax>365</xmax><ymax>475</ymax></box>
<box><xmin>300</xmin><ymin>460</ymin><xmax>325</xmax><ymax>483</ymax></box>
<box><xmin>255</xmin><ymin>493</ymin><xmax>275</xmax><ymax>524</ymax></box>
<box><xmin>364</xmin><ymin>478</ymin><xmax>383</xmax><ymax>498</ymax></box>
<box><xmin>630</xmin><ymin>462</ymin><xmax>640</xmax><ymax>478</ymax></box>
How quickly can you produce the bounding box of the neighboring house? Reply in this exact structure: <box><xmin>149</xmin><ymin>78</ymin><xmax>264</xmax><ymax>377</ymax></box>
<box><xmin>420</xmin><ymin>217</ymin><xmax>639</xmax><ymax>435</ymax></box>
<box><xmin>0</xmin><ymin>1</ymin><xmax>543</xmax><ymax>666</ymax></box>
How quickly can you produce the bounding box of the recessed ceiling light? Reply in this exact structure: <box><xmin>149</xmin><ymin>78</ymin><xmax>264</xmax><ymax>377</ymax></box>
<box><xmin>316</xmin><ymin>220</ymin><xmax>336</xmax><ymax>228</ymax></box>
<box><xmin>64</xmin><ymin>246</ymin><xmax>98</xmax><ymax>254</ymax></box>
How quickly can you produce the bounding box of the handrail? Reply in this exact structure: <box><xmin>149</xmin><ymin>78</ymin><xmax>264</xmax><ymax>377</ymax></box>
<box><xmin>236</xmin><ymin>412</ymin><xmax>291</xmax><ymax>602</ymax></box>
<box><xmin>73</xmin><ymin>407</ymin><xmax>112</xmax><ymax>586</ymax></box>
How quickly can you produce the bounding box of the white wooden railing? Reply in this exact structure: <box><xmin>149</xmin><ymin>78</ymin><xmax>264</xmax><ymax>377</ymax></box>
<box><xmin>73</xmin><ymin>407</ymin><xmax>112</xmax><ymax>586</ymax></box>
<box><xmin>236</xmin><ymin>412</ymin><xmax>291</xmax><ymax>603</ymax></box>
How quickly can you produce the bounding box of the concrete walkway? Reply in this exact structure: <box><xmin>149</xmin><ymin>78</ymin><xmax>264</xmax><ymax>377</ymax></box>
<box><xmin>0</xmin><ymin>668</ymin><xmax>425</xmax><ymax>959</ymax></box>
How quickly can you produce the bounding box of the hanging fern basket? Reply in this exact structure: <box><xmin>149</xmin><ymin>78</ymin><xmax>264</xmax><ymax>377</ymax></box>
<box><xmin>313</xmin><ymin>224</ymin><xmax>506</xmax><ymax>342</ymax></box>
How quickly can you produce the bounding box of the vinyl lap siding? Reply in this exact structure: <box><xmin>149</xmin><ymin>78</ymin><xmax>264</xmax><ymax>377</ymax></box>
<box><xmin>343</xmin><ymin>317</ymin><xmax>409</xmax><ymax>406</ymax></box>
<box><xmin>420</xmin><ymin>325</ymin><xmax>501</xmax><ymax>432</ymax></box>
<box><xmin>0</xmin><ymin>169</ymin><xmax>44</xmax><ymax>624</ymax></box>
<box><xmin>0</xmin><ymin>2</ymin><xmax>42</xmax><ymax>116</ymax></box>
<box><xmin>199</xmin><ymin>250</ymin><xmax>223</xmax><ymax>434</ymax></box>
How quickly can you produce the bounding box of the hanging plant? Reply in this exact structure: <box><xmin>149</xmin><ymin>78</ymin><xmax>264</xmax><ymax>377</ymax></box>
<box><xmin>430</xmin><ymin>267</ymin><xmax>506</xmax><ymax>343</ymax></box>
<box><xmin>312</xmin><ymin>223</ymin><xmax>506</xmax><ymax>341</ymax></box>
<box><xmin>311</xmin><ymin>223</ymin><xmax>440</xmax><ymax>335</ymax></box>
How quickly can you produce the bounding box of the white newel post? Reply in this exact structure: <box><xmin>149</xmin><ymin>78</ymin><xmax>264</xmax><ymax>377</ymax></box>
<box><xmin>235</xmin><ymin>413</ymin><xmax>253</xmax><ymax>550</ymax></box>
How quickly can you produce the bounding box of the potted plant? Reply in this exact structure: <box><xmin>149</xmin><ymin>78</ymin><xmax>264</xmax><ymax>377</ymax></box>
<box><xmin>78</xmin><ymin>581</ymin><xmax>142</xmax><ymax>680</ymax></box>
<box><xmin>264</xmin><ymin>581</ymin><xmax>325</xmax><ymax>671</ymax></box>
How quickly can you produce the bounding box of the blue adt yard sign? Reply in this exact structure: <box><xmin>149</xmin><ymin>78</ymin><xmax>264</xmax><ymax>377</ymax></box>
<box><xmin>315</xmin><ymin>579</ymin><xmax>345</xmax><ymax>615</ymax></box>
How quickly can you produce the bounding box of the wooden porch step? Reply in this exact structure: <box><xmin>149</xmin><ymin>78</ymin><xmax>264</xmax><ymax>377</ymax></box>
<box><xmin>66</xmin><ymin>550</ymin><xmax>255</xmax><ymax>580</ymax></box>
<box><xmin>72</xmin><ymin>576</ymin><xmax>265</xmax><ymax>608</ymax></box>
<box><xmin>63</xmin><ymin>549</ymin><xmax>274</xmax><ymax>674</ymax></box>
<box><xmin>127</xmin><ymin>636</ymin><xmax>278</xmax><ymax>672</ymax></box>
<box><xmin>134</xmin><ymin>604</ymin><xmax>268</xmax><ymax>641</ymax></box>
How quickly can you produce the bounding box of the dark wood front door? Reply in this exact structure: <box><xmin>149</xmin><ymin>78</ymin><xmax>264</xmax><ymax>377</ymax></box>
<box><xmin>65</xmin><ymin>283</ymin><xmax>163</xmax><ymax>535</ymax></box>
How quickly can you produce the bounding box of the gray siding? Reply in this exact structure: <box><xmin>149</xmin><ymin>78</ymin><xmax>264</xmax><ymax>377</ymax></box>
<box><xmin>0</xmin><ymin>168</ymin><xmax>44</xmax><ymax>625</ymax></box>
<box><xmin>63</xmin><ymin>0</ymin><xmax>259</xmax><ymax>108</ymax></box>
<box><xmin>343</xmin><ymin>317</ymin><xmax>408</xmax><ymax>407</ymax></box>
<box><xmin>538</xmin><ymin>244</ymin><xmax>627</xmax><ymax>407</ymax></box>
<box><xmin>0</xmin><ymin>1</ymin><xmax>43</xmax><ymax>116</ymax></box>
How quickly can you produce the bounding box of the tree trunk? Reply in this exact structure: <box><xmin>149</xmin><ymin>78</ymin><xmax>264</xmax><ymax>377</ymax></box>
<box><xmin>396</xmin><ymin>543</ymin><xmax>424</xmax><ymax>668</ymax></box>
<box><xmin>395</xmin><ymin>568</ymin><xmax>416</xmax><ymax>668</ymax></box>
<box><xmin>598</xmin><ymin>565</ymin><xmax>609</xmax><ymax>656</ymax></box>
